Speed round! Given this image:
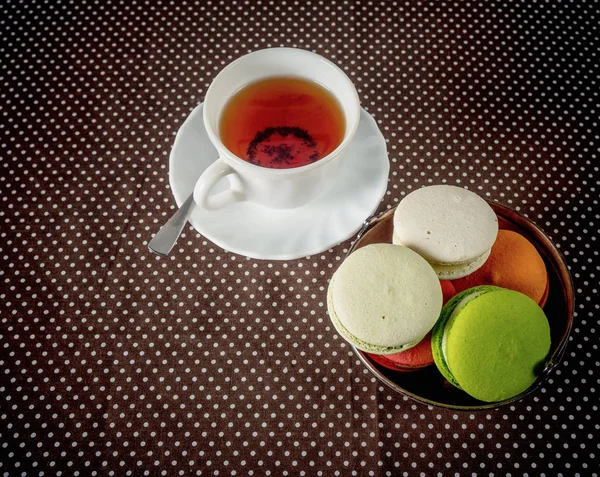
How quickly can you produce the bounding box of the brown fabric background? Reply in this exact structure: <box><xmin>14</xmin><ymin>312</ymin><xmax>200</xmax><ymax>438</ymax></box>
<box><xmin>1</xmin><ymin>0</ymin><xmax>598</xmax><ymax>475</ymax></box>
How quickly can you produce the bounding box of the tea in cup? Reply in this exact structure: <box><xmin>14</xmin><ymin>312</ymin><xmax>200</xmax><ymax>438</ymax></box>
<box><xmin>195</xmin><ymin>47</ymin><xmax>360</xmax><ymax>210</ymax></box>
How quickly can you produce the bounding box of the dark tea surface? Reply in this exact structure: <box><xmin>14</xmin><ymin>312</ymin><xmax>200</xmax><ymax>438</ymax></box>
<box><xmin>219</xmin><ymin>77</ymin><xmax>345</xmax><ymax>169</ymax></box>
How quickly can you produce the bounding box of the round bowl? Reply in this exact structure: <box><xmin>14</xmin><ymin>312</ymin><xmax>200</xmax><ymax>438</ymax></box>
<box><xmin>348</xmin><ymin>201</ymin><xmax>574</xmax><ymax>410</ymax></box>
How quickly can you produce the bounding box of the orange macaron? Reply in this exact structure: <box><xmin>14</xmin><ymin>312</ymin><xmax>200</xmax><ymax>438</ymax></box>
<box><xmin>452</xmin><ymin>230</ymin><xmax>548</xmax><ymax>306</ymax></box>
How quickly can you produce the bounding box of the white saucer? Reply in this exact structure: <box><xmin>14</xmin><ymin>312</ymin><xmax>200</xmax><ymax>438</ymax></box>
<box><xmin>169</xmin><ymin>103</ymin><xmax>390</xmax><ymax>260</ymax></box>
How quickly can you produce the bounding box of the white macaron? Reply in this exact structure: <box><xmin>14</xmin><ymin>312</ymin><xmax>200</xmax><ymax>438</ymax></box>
<box><xmin>327</xmin><ymin>243</ymin><xmax>443</xmax><ymax>355</ymax></box>
<box><xmin>392</xmin><ymin>185</ymin><xmax>498</xmax><ymax>279</ymax></box>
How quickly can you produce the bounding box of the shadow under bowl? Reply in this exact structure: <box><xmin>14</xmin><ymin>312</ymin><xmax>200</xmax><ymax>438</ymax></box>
<box><xmin>348</xmin><ymin>201</ymin><xmax>575</xmax><ymax>411</ymax></box>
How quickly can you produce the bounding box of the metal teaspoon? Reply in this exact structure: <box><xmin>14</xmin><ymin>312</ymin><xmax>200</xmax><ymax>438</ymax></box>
<box><xmin>147</xmin><ymin>193</ymin><xmax>195</xmax><ymax>256</ymax></box>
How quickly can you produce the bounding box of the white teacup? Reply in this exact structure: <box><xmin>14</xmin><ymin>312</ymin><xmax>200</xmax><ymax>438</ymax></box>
<box><xmin>194</xmin><ymin>47</ymin><xmax>361</xmax><ymax>210</ymax></box>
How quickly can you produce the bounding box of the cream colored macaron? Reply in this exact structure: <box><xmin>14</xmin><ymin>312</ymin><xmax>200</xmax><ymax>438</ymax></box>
<box><xmin>327</xmin><ymin>243</ymin><xmax>443</xmax><ymax>355</ymax></box>
<box><xmin>393</xmin><ymin>185</ymin><xmax>498</xmax><ymax>280</ymax></box>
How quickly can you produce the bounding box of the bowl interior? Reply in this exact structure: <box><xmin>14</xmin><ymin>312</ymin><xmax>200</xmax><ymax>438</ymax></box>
<box><xmin>350</xmin><ymin>201</ymin><xmax>574</xmax><ymax>410</ymax></box>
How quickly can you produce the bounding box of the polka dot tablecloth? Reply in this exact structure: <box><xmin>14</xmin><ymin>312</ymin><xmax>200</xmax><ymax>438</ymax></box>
<box><xmin>1</xmin><ymin>0</ymin><xmax>598</xmax><ymax>475</ymax></box>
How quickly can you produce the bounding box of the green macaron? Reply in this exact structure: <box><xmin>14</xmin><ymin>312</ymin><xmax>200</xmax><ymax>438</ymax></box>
<box><xmin>431</xmin><ymin>285</ymin><xmax>551</xmax><ymax>403</ymax></box>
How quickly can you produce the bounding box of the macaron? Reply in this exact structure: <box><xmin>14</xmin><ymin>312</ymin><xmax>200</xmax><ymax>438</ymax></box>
<box><xmin>366</xmin><ymin>280</ymin><xmax>456</xmax><ymax>372</ymax></box>
<box><xmin>452</xmin><ymin>229</ymin><xmax>549</xmax><ymax>306</ymax></box>
<box><xmin>431</xmin><ymin>285</ymin><xmax>551</xmax><ymax>403</ymax></box>
<box><xmin>392</xmin><ymin>185</ymin><xmax>498</xmax><ymax>279</ymax></box>
<box><xmin>327</xmin><ymin>243</ymin><xmax>443</xmax><ymax>355</ymax></box>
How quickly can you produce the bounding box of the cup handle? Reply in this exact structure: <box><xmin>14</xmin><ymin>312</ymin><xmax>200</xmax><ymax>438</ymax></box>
<box><xmin>193</xmin><ymin>158</ymin><xmax>245</xmax><ymax>210</ymax></box>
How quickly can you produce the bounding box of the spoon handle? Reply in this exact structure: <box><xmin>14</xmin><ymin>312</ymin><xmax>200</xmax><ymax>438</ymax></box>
<box><xmin>148</xmin><ymin>193</ymin><xmax>195</xmax><ymax>256</ymax></box>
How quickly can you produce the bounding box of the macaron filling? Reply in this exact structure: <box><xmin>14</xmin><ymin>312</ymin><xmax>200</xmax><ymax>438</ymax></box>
<box><xmin>428</xmin><ymin>250</ymin><xmax>491</xmax><ymax>280</ymax></box>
